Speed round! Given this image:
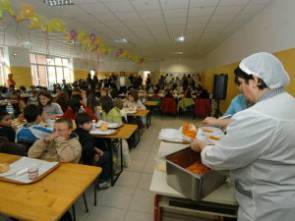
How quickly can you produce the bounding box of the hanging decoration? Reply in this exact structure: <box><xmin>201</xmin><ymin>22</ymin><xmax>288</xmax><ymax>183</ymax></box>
<box><xmin>16</xmin><ymin>4</ymin><xmax>35</xmax><ymax>22</ymax></box>
<box><xmin>68</xmin><ymin>29</ymin><xmax>77</xmax><ymax>41</ymax></box>
<box><xmin>0</xmin><ymin>0</ymin><xmax>144</xmax><ymax>64</ymax></box>
<box><xmin>44</xmin><ymin>18</ymin><xmax>65</xmax><ymax>33</ymax></box>
<box><xmin>29</xmin><ymin>15</ymin><xmax>42</xmax><ymax>29</ymax></box>
<box><xmin>0</xmin><ymin>0</ymin><xmax>14</xmax><ymax>19</ymax></box>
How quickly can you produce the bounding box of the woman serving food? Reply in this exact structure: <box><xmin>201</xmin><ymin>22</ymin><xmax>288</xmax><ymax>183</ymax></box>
<box><xmin>191</xmin><ymin>52</ymin><xmax>295</xmax><ymax>221</ymax></box>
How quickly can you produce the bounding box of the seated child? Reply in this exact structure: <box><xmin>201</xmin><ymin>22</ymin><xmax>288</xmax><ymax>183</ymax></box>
<box><xmin>28</xmin><ymin>118</ymin><xmax>81</xmax><ymax>163</ymax></box>
<box><xmin>0</xmin><ymin>110</ymin><xmax>15</xmax><ymax>142</ymax></box>
<box><xmin>74</xmin><ymin>113</ymin><xmax>112</xmax><ymax>188</ymax></box>
<box><xmin>16</xmin><ymin>104</ymin><xmax>52</xmax><ymax>144</ymax></box>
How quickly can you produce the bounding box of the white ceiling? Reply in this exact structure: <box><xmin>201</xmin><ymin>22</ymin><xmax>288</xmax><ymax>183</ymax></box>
<box><xmin>7</xmin><ymin>0</ymin><xmax>273</xmax><ymax>60</ymax></box>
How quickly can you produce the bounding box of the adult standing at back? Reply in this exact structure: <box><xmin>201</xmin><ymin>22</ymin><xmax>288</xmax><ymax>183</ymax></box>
<box><xmin>6</xmin><ymin>73</ymin><xmax>16</xmax><ymax>88</ymax></box>
<box><xmin>191</xmin><ymin>52</ymin><xmax>295</xmax><ymax>221</ymax></box>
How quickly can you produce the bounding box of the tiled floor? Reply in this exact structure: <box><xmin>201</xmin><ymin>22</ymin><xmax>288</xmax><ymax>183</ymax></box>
<box><xmin>0</xmin><ymin>115</ymin><xmax>200</xmax><ymax>221</ymax></box>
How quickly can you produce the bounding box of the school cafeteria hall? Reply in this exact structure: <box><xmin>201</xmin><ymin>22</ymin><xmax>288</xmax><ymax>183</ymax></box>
<box><xmin>0</xmin><ymin>0</ymin><xmax>295</xmax><ymax>221</ymax></box>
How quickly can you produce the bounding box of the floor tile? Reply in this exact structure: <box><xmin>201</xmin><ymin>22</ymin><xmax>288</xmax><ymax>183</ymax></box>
<box><xmin>86</xmin><ymin>206</ymin><xmax>126</xmax><ymax>221</ymax></box>
<box><xmin>126</xmin><ymin>158</ymin><xmax>146</xmax><ymax>172</ymax></box>
<box><xmin>98</xmin><ymin>186</ymin><xmax>135</xmax><ymax>209</ymax></box>
<box><xmin>143</xmin><ymin>159</ymin><xmax>157</xmax><ymax>174</ymax></box>
<box><xmin>138</xmin><ymin>174</ymin><xmax>153</xmax><ymax>191</ymax></box>
<box><xmin>129</xmin><ymin>189</ymin><xmax>154</xmax><ymax>214</ymax></box>
<box><xmin>124</xmin><ymin>211</ymin><xmax>153</xmax><ymax>221</ymax></box>
<box><xmin>116</xmin><ymin>171</ymin><xmax>141</xmax><ymax>188</ymax></box>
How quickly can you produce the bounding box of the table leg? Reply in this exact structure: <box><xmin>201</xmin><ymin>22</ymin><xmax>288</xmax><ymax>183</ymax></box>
<box><xmin>154</xmin><ymin>194</ymin><xmax>162</xmax><ymax>221</ymax></box>
<box><xmin>82</xmin><ymin>193</ymin><xmax>89</xmax><ymax>213</ymax></box>
<box><xmin>94</xmin><ymin>181</ymin><xmax>97</xmax><ymax>206</ymax></box>
<box><xmin>111</xmin><ymin>139</ymin><xmax>124</xmax><ymax>186</ymax></box>
<box><xmin>146</xmin><ymin>112</ymin><xmax>151</xmax><ymax>128</ymax></box>
<box><xmin>120</xmin><ymin>139</ymin><xmax>123</xmax><ymax>172</ymax></box>
<box><xmin>72</xmin><ymin>204</ymin><xmax>76</xmax><ymax>221</ymax></box>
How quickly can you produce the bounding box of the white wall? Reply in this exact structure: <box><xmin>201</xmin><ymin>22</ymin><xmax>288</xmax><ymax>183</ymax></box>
<box><xmin>160</xmin><ymin>58</ymin><xmax>203</xmax><ymax>74</ymax></box>
<box><xmin>204</xmin><ymin>0</ymin><xmax>295</xmax><ymax>68</ymax></box>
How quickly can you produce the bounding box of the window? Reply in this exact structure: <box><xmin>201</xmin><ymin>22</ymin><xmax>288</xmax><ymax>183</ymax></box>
<box><xmin>0</xmin><ymin>47</ymin><xmax>9</xmax><ymax>86</ymax></box>
<box><xmin>30</xmin><ymin>53</ymin><xmax>73</xmax><ymax>88</ymax></box>
<box><xmin>142</xmin><ymin>71</ymin><xmax>151</xmax><ymax>85</ymax></box>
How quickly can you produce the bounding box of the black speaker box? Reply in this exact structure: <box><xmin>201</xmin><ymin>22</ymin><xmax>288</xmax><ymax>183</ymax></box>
<box><xmin>213</xmin><ymin>74</ymin><xmax>228</xmax><ymax>100</ymax></box>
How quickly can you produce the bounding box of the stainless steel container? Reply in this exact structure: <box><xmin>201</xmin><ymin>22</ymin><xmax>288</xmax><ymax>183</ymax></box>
<box><xmin>166</xmin><ymin>147</ymin><xmax>226</xmax><ymax>201</ymax></box>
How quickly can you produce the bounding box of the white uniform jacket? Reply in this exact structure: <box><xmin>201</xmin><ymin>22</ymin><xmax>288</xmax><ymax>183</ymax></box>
<box><xmin>201</xmin><ymin>92</ymin><xmax>295</xmax><ymax>221</ymax></box>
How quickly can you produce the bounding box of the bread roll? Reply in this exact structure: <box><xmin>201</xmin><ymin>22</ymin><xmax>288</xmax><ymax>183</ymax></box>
<box><xmin>100</xmin><ymin>123</ymin><xmax>108</xmax><ymax>131</ymax></box>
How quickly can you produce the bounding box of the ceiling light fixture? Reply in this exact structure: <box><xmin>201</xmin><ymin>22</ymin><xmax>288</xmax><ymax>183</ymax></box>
<box><xmin>176</xmin><ymin>36</ymin><xmax>185</xmax><ymax>43</ymax></box>
<box><xmin>44</xmin><ymin>0</ymin><xmax>74</xmax><ymax>6</ymax></box>
<box><xmin>114</xmin><ymin>38</ymin><xmax>128</xmax><ymax>44</ymax></box>
<box><xmin>172</xmin><ymin>51</ymin><xmax>183</xmax><ymax>55</ymax></box>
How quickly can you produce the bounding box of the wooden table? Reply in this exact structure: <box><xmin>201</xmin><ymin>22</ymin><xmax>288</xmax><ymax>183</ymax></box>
<box><xmin>0</xmin><ymin>153</ymin><xmax>101</xmax><ymax>221</ymax></box>
<box><xmin>92</xmin><ymin>124</ymin><xmax>138</xmax><ymax>185</ymax></box>
<box><xmin>92</xmin><ymin>124</ymin><xmax>138</xmax><ymax>140</ymax></box>
<box><xmin>127</xmin><ymin>109</ymin><xmax>152</xmax><ymax>128</ymax></box>
<box><xmin>144</xmin><ymin>101</ymin><xmax>160</xmax><ymax>107</ymax></box>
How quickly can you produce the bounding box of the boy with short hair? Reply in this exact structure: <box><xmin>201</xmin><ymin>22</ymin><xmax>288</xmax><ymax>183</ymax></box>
<box><xmin>16</xmin><ymin>104</ymin><xmax>52</xmax><ymax>143</ymax></box>
<box><xmin>28</xmin><ymin>118</ymin><xmax>81</xmax><ymax>163</ymax></box>
<box><xmin>0</xmin><ymin>110</ymin><xmax>15</xmax><ymax>142</ymax></box>
<box><xmin>74</xmin><ymin>113</ymin><xmax>111</xmax><ymax>188</ymax></box>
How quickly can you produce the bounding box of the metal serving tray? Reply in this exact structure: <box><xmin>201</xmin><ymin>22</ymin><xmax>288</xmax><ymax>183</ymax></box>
<box><xmin>166</xmin><ymin>147</ymin><xmax>226</xmax><ymax>201</ymax></box>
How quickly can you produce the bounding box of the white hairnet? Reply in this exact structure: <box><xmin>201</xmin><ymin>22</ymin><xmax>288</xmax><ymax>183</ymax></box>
<box><xmin>239</xmin><ymin>52</ymin><xmax>290</xmax><ymax>89</ymax></box>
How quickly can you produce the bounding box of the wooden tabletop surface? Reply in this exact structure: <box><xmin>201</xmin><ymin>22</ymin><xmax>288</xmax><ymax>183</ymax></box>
<box><xmin>0</xmin><ymin>153</ymin><xmax>101</xmax><ymax>221</ymax></box>
<box><xmin>92</xmin><ymin>124</ymin><xmax>138</xmax><ymax>139</ymax></box>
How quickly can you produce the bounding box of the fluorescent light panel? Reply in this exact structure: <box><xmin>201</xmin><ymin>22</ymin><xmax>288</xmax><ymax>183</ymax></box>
<box><xmin>114</xmin><ymin>38</ymin><xmax>128</xmax><ymax>43</ymax></box>
<box><xmin>44</xmin><ymin>0</ymin><xmax>74</xmax><ymax>6</ymax></box>
<box><xmin>176</xmin><ymin>36</ymin><xmax>185</xmax><ymax>42</ymax></box>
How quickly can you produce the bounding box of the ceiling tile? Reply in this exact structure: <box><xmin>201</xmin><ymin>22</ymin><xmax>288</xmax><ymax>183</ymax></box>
<box><xmin>214</xmin><ymin>6</ymin><xmax>244</xmax><ymax>16</ymax></box>
<box><xmin>137</xmin><ymin>10</ymin><xmax>162</xmax><ymax>17</ymax></box>
<box><xmin>190</xmin><ymin>0</ymin><xmax>219</xmax><ymax>7</ymax></box>
<box><xmin>73</xmin><ymin>0</ymin><xmax>99</xmax><ymax>3</ymax></box>
<box><xmin>210</xmin><ymin>14</ymin><xmax>235</xmax><ymax>23</ymax></box>
<box><xmin>104</xmin><ymin>1</ymin><xmax>134</xmax><ymax>12</ymax></box>
<box><xmin>114</xmin><ymin>12</ymin><xmax>140</xmax><ymax>20</ymax></box>
<box><xmin>219</xmin><ymin>0</ymin><xmax>250</xmax><ymax>6</ymax></box>
<box><xmin>251</xmin><ymin>0</ymin><xmax>272</xmax><ymax>4</ymax></box>
<box><xmin>77</xmin><ymin>2</ymin><xmax>108</xmax><ymax>13</ymax></box>
<box><xmin>241</xmin><ymin>3</ymin><xmax>268</xmax><ymax>15</ymax></box>
<box><xmin>164</xmin><ymin>9</ymin><xmax>187</xmax><ymax>18</ymax></box>
<box><xmin>160</xmin><ymin>0</ymin><xmax>189</xmax><ymax>10</ymax></box>
<box><xmin>188</xmin><ymin>15</ymin><xmax>210</xmax><ymax>24</ymax></box>
<box><xmin>189</xmin><ymin>7</ymin><xmax>215</xmax><ymax>17</ymax></box>
<box><xmin>131</xmin><ymin>0</ymin><xmax>160</xmax><ymax>11</ymax></box>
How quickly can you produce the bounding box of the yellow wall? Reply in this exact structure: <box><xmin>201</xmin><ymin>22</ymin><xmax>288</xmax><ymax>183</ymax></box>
<box><xmin>203</xmin><ymin>48</ymin><xmax>295</xmax><ymax>112</ymax></box>
<box><xmin>10</xmin><ymin>66</ymin><xmax>32</xmax><ymax>87</ymax></box>
<box><xmin>74</xmin><ymin>69</ymin><xmax>89</xmax><ymax>81</ymax></box>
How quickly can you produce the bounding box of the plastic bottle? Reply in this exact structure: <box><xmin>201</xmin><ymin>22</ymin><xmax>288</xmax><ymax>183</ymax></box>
<box><xmin>78</xmin><ymin>106</ymin><xmax>85</xmax><ymax>113</ymax></box>
<box><xmin>92</xmin><ymin>120</ymin><xmax>96</xmax><ymax>130</ymax></box>
<box><xmin>6</xmin><ymin>102</ymin><xmax>14</xmax><ymax>119</ymax></box>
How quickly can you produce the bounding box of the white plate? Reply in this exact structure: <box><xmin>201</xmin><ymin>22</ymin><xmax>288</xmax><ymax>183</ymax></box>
<box><xmin>122</xmin><ymin>108</ymin><xmax>137</xmax><ymax>114</ymax></box>
<box><xmin>197</xmin><ymin>126</ymin><xmax>224</xmax><ymax>144</ymax></box>
<box><xmin>90</xmin><ymin>129</ymin><xmax>116</xmax><ymax>135</ymax></box>
<box><xmin>159</xmin><ymin>129</ymin><xmax>191</xmax><ymax>143</ymax></box>
<box><xmin>96</xmin><ymin>120</ymin><xmax>122</xmax><ymax>129</ymax></box>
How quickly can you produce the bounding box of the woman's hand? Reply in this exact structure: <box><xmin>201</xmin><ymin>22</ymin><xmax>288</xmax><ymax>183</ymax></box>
<box><xmin>203</xmin><ymin>117</ymin><xmax>233</xmax><ymax>128</ymax></box>
<box><xmin>203</xmin><ymin>117</ymin><xmax>218</xmax><ymax>126</ymax></box>
<box><xmin>190</xmin><ymin>138</ymin><xmax>207</xmax><ymax>152</ymax></box>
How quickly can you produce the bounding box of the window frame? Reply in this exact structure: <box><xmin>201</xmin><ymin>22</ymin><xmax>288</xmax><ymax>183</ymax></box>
<box><xmin>29</xmin><ymin>53</ymin><xmax>73</xmax><ymax>88</ymax></box>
